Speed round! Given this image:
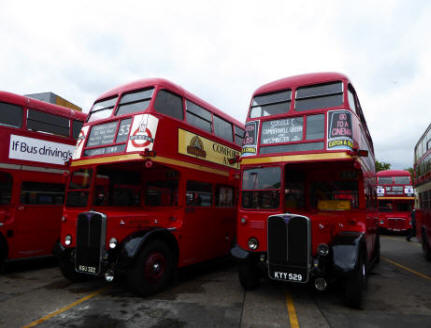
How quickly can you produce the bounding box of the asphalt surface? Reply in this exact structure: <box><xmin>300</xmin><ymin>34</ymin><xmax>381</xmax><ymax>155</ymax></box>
<box><xmin>1</xmin><ymin>235</ymin><xmax>430</xmax><ymax>328</ymax></box>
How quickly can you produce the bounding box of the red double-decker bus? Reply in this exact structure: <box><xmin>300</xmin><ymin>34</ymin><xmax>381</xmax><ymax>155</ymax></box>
<box><xmin>414</xmin><ymin>122</ymin><xmax>431</xmax><ymax>260</ymax></box>
<box><xmin>376</xmin><ymin>170</ymin><xmax>414</xmax><ymax>233</ymax></box>
<box><xmin>0</xmin><ymin>91</ymin><xmax>86</xmax><ymax>269</ymax></box>
<box><xmin>231</xmin><ymin>72</ymin><xmax>379</xmax><ymax>307</ymax></box>
<box><xmin>55</xmin><ymin>78</ymin><xmax>244</xmax><ymax>295</ymax></box>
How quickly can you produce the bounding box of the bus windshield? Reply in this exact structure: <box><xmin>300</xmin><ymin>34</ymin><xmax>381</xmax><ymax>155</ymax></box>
<box><xmin>66</xmin><ymin>169</ymin><xmax>93</xmax><ymax>207</ymax></box>
<box><xmin>241</xmin><ymin>167</ymin><xmax>281</xmax><ymax>209</ymax></box>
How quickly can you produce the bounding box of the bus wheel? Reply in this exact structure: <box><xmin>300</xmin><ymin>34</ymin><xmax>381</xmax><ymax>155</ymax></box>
<box><xmin>59</xmin><ymin>257</ymin><xmax>88</xmax><ymax>282</ymax></box>
<box><xmin>128</xmin><ymin>240</ymin><xmax>174</xmax><ymax>296</ymax></box>
<box><xmin>238</xmin><ymin>260</ymin><xmax>260</xmax><ymax>290</ymax></box>
<box><xmin>344</xmin><ymin>252</ymin><xmax>366</xmax><ymax>308</ymax></box>
<box><xmin>422</xmin><ymin>231</ymin><xmax>431</xmax><ymax>261</ymax></box>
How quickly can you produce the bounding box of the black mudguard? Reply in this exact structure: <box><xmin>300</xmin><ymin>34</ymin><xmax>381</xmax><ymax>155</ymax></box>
<box><xmin>331</xmin><ymin>231</ymin><xmax>365</xmax><ymax>274</ymax></box>
<box><xmin>53</xmin><ymin>241</ymin><xmax>67</xmax><ymax>259</ymax></box>
<box><xmin>230</xmin><ymin>244</ymin><xmax>251</xmax><ymax>260</ymax></box>
<box><xmin>117</xmin><ymin>228</ymin><xmax>177</xmax><ymax>269</ymax></box>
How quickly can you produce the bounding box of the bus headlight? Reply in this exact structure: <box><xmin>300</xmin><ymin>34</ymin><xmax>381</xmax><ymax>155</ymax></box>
<box><xmin>317</xmin><ymin>243</ymin><xmax>329</xmax><ymax>256</ymax></box>
<box><xmin>248</xmin><ymin>237</ymin><xmax>259</xmax><ymax>250</ymax></box>
<box><xmin>64</xmin><ymin>235</ymin><xmax>72</xmax><ymax>246</ymax></box>
<box><xmin>109</xmin><ymin>237</ymin><xmax>118</xmax><ymax>249</ymax></box>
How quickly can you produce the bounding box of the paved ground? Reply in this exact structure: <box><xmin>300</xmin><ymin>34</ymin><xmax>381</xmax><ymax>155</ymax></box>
<box><xmin>1</xmin><ymin>235</ymin><xmax>430</xmax><ymax>328</ymax></box>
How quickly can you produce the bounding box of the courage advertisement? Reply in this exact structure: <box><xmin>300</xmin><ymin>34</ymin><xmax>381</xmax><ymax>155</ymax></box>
<box><xmin>178</xmin><ymin>129</ymin><xmax>240</xmax><ymax>169</ymax></box>
<box><xmin>9</xmin><ymin>134</ymin><xmax>75</xmax><ymax>165</ymax></box>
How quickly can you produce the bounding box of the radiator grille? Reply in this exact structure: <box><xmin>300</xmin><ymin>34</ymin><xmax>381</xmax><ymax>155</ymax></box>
<box><xmin>75</xmin><ymin>211</ymin><xmax>106</xmax><ymax>275</ymax></box>
<box><xmin>267</xmin><ymin>214</ymin><xmax>310</xmax><ymax>283</ymax></box>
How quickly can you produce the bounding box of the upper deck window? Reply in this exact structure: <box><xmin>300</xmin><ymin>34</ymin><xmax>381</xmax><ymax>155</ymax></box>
<box><xmin>348</xmin><ymin>88</ymin><xmax>357</xmax><ymax>112</ymax></box>
<box><xmin>235</xmin><ymin>126</ymin><xmax>245</xmax><ymax>146</ymax></box>
<box><xmin>88</xmin><ymin>97</ymin><xmax>117</xmax><ymax>123</ymax></box>
<box><xmin>27</xmin><ymin>109</ymin><xmax>70</xmax><ymax>137</ymax></box>
<box><xmin>154</xmin><ymin>90</ymin><xmax>183</xmax><ymax>121</ymax></box>
<box><xmin>394</xmin><ymin>176</ymin><xmax>410</xmax><ymax>185</ymax></box>
<box><xmin>115</xmin><ymin>88</ymin><xmax>154</xmax><ymax>117</ymax></box>
<box><xmin>186</xmin><ymin>100</ymin><xmax>212</xmax><ymax>133</ymax></box>
<box><xmin>295</xmin><ymin>81</ymin><xmax>343</xmax><ymax>112</ymax></box>
<box><xmin>378</xmin><ymin>177</ymin><xmax>393</xmax><ymax>185</ymax></box>
<box><xmin>214</xmin><ymin>115</ymin><xmax>233</xmax><ymax>142</ymax></box>
<box><xmin>249</xmin><ymin>90</ymin><xmax>291</xmax><ymax>118</ymax></box>
<box><xmin>72</xmin><ymin>120</ymin><xmax>83</xmax><ymax>140</ymax></box>
<box><xmin>0</xmin><ymin>102</ymin><xmax>23</xmax><ymax>128</ymax></box>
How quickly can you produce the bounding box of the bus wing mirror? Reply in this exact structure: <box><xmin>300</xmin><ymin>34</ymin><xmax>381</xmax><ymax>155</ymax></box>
<box><xmin>358</xmin><ymin>150</ymin><xmax>368</xmax><ymax>157</ymax></box>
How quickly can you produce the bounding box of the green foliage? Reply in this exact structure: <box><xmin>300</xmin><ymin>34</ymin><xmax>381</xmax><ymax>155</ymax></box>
<box><xmin>404</xmin><ymin>167</ymin><xmax>414</xmax><ymax>184</ymax></box>
<box><xmin>375</xmin><ymin>160</ymin><xmax>391</xmax><ymax>172</ymax></box>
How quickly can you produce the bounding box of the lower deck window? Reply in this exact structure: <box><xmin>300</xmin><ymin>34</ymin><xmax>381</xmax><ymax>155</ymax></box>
<box><xmin>20</xmin><ymin>182</ymin><xmax>65</xmax><ymax>205</ymax></box>
<box><xmin>0</xmin><ymin>172</ymin><xmax>13</xmax><ymax>205</ymax></box>
<box><xmin>186</xmin><ymin>181</ymin><xmax>212</xmax><ymax>207</ymax></box>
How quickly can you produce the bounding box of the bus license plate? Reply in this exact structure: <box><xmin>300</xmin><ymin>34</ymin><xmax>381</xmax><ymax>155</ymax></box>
<box><xmin>273</xmin><ymin>271</ymin><xmax>304</xmax><ymax>282</ymax></box>
<box><xmin>77</xmin><ymin>265</ymin><xmax>97</xmax><ymax>274</ymax></box>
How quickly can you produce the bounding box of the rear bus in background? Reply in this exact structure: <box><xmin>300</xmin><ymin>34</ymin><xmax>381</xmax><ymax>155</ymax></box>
<box><xmin>0</xmin><ymin>91</ymin><xmax>86</xmax><ymax>269</ymax></box>
<box><xmin>376</xmin><ymin>170</ymin><xmax>415</xmax><ymax>233</ymax></box>
<box><xmin>55</xmin><ymin>78</ymin><xmax>245</xmax><ymax>296</ymax></box>
<box><xmin>231</xmin><ymin>72</ymin><xmax>379</xmax><ymax>308</ymax></box>
<box><xmin>414</xmin><ymin>122</ymin><xmax>431</xmax><ymax>260</ymax></box>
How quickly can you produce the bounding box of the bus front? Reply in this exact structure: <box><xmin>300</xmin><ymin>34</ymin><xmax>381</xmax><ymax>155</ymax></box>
<box><xmin>232</xmin><ymin>73</ymin><xmax>379</xmax><ymax>308</ymax></box>
<box><xmin>57</xmin><ymin>82</ymin><xmax>184</xmax><ymax>289</ymax></box>
<box><xmin>57</xmin><ymin>79</ymin><xmax>243</xmax><ymax>296</ymax></box>
<box><xmin>376</xmin><ymin>170</ymin><xmax>415</xmax><ymax>232</ymax></box>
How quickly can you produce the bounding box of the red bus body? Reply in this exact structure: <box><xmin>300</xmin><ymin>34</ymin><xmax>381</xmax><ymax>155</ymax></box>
<box><xmin>231</xmin><ymin>72</ymin><xmax>379</xmax><ymax>307</ymax></box>
<box><xmin>0</xmin><ymin>91</ymin><xmax>86</xmax><ymax>266</ymax></box>
<box><xmin>414</xmin><ymin>123</ymin><xmax>431</xmax><ymax>260</ymax></box>
<box><xmin>56</xmin><ymin>78</ymin><xmax>244</xmax><ymax>295</ymax></box>
<box><xmin>376</xmin><ymin>170</ymin><xmax>414</xmax><ymax>232</ymax></box>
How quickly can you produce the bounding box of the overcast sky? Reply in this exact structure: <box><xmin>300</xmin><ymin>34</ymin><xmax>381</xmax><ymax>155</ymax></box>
<box><xmin>1</xmin><ymin>0</ymin><xmax>430</xmax><ymax>169</ymax></box>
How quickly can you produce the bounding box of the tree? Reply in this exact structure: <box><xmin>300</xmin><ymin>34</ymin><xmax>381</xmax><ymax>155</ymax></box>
<box><xmin>375</xmin><ymin>160</ymin><xmax>391</xmax><ymax>172</ymax></box>
<box><xmin>404</xmin><ymin>167</ymin><xmax>415</xmax><ymax>184</ymax></box>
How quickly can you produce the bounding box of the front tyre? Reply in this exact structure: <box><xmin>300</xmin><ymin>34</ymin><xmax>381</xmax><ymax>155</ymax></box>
<box><xmin>238</xmin><ymin>259</ymin><xmax>260</xmax><ymax>290</ymax></box>
<box><xmin>128</xmin><ymin>240</ymin><xmax>174</xmax><ymax>296</ymax></box>
<box><xmin>422</xmin><ymin>230</ymin><xmax>431</xmax><ymax>261</ymax></box>
<box><xmin>344</xmin><ymin>253</ymin><xmax>366</xmax><ymax>308</ymax></box>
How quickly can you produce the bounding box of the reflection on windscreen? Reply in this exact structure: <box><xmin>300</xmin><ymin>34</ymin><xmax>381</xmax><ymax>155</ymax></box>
<box><xmin>378</xmin><ymin>200</ymin><xmax>412</xmax><ymax>212</ymax></box>
<box><xmin>88</xmin><ymin>97</ymin><xmax>118</xmax><ymax>123</ymax></box>
<box><xmin>93</xmin><ymin>165</ymin><xmax>179</xmax><ymax>207</ymax></box>
<box><xmin>242</xmin><ymin>167</ymin><xmax>281</xmax><ymax>209</ymax></box>
<box><xmin>66</xmin><ymin>169</ymin><xmax>93</xmax><ymax>207</ymax></box>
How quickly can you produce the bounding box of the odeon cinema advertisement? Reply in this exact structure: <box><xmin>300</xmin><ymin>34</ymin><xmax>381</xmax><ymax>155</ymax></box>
<box><xmin>178</xmin><ymin>129</ymin><xmax>241</xmax><ymax>169</ymax></box>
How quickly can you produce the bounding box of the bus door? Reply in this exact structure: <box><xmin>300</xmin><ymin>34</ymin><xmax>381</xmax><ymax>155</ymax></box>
<box><xmin>0</xmin><ymin>172</ymin><xmax>13</xmax><ymax>245</ymax></box>
<box><xmin>182</xmin><ymin>180</ymin><xmax>215</xmax><ymax>263</ymax></box>
<box><xmin>213</xmin><ymin>185</ymin><xmax>236</xmax><ymax>256</ymax></box>
<box><xmin>9</xmin><ymin>175</ymin><xmax>65</xmax><ymax>259</ymax></box>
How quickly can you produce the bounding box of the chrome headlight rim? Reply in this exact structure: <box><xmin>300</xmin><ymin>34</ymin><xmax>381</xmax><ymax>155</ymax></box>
<box><xmin>64</xmin><ymin>235</ymin><xmax>72</xmax><ymax>246</ymax></box>
<box><xmin>248</xmin><ymin>237</ymin><xmax>259</xmax><ymax>250</ymax></box>
<box><xmin>109</xmin><ymin>237</ymin><xmax>118</xmax><ymax>249</ymax></box>
<box><xmin>317</xmin><ymin>243</ymin><xmax>329</xmax><ymax>256</ymax></box>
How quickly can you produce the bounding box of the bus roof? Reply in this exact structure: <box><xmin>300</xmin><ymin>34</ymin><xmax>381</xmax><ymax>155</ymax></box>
<box><xmin>94</xmin><ymin>78</ymin><xmax>243</xmax><ymax>128</ymax></box>
<box><xmin>252</xmin><ymin>72</ymin><xmax>350</xmax><ymax>96</ymax></box>
<box><xmin>0</xmin><ymin>90</ymin><xmax>86</xmax><ymax>121</ymax></box>
<box><xmin>377</xmin><ymin>169</ymin><xmax>411</xmax><ymax>177</ymax></box>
